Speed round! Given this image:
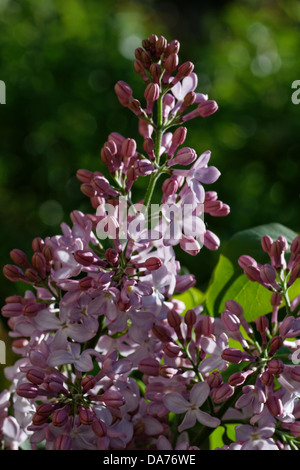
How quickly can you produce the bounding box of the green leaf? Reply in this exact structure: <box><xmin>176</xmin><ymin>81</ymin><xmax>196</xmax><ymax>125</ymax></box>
<box><xmin>205</xmin><ymin>223</ymin><xmax>299</xmax><ymax>321</ymax></box>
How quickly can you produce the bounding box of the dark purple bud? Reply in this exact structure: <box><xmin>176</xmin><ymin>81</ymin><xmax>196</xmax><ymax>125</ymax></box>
<box><xmin>92</xmin><ymin>418</ymin><xmax>107</xmax><ymax>438</ymax></box>
<box><xmin>3</xmin><ymin>264</ymin><xmax>25</xmax><ymax>282</ymax></box>
<box><xmin>26</xmin><ymin>369</ymin><xmax>44</xmax><ymax>385</ymax></box>
<box><xmin>266</xmin><ymin>396</ymin><xmax>283</xmax><ymax>417</ymax></box>
<box><xmin>206</xmin><ymin>371</ymin><xmax>223</xmax><ymax>389</ymax></box>
<box><xmin>81</xmin><ymin>375</ymin><xmax>96</xmax><ymax>393</ymax></box>
<box><xmin>212</xmin><ymin>383</ymin><xmax>234</xmax><ymax>403</ymax></box>
<box><xmin>269</xmin><ymin>336</ymin><xmax>283</xmax><ymax>356</ymax></box>
<box><xmin>267</xmin><ymin>359</ymin><xmax>284</xmax><ymax>375</ymax></box>
<box><xmin>221</xmin><ymin>348</ymin><xmax>243</xmax><ymax>364</ymax></box>
<box><xmin>17</xmin><ymin>383</ymin><xmax>39</xmax><ymax>399</ymax></box>
<box><xmin>52</xmin><ymin>406</ymin><xmax>70</xmax><ymax>427</ymax></box>
<box><xmin>139</xmin><ymin>357</ymin><xmax>160</xmax><ymax>376</ymax></box>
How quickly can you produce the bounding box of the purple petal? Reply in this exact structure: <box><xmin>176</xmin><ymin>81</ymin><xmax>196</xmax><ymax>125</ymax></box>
<box><xmin>190</xmin><ymin>382</ymin><xmax>210</xmax><ymax>407</ymax></box>
<box><xmin>178</xmin><ymin>409</ymin><xmax>197</xmax><ymax>432</ymax></box>
<box><xmin>48</xmin><ymin>349</ymin><xmax>73</xmax><ymax>367</ymax></box>
<box><xmin>163</xmin><ymin>392</ymin><xmax>190</xmax><ymax>414</ymax></box>
<box><xmin>195</xmin><ymin>409</ymin><xmax>220</xmax><ymax>428</ymax></box>
<box><xmin>194</xmin><ymin>166</ymin><xmax>221</xmax><ymax>184</ymax></box>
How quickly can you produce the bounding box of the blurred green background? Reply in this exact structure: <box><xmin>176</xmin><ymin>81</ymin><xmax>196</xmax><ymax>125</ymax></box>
<box><xmin>1</xmin><ymin>0</ymin><xmax>299</xmax><ymax>385</ymax></box>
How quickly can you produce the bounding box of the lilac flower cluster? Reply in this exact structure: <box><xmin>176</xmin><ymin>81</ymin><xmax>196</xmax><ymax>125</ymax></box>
<box><xmin>1</xmin><ymin>34</ymin><xmax>299</xmax><ymax>451</ymax></box>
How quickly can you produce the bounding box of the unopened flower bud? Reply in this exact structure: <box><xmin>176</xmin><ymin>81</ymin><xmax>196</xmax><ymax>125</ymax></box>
<box><xmin>17</xmin><ymin>383</ymin><xmax>39</xmax><ymax>399</ymax></box>
<box><xmin>201</xmin><ymin>315</ymin><xmax>214</xmax><ymax>337</ymax></box>
<box><xmin>149</xmin><ymin>63</ymin><xmax>162</xmax><ymax>83</ymax></box>
<box><xmin>114</xmin><ymin>80</ymin><xmax>133</xmax><ymax>106</ymax></box>
<box><xmin>221</xmin><ymin>310</ymin><xmax>240</xmax><ymax>332</ymax></box>
<box><xmin>79</xmin><ymin>406</ymin><xmax>95</xmax><ymax>425</ymax></box>
<box><xmin>81</xmin><ymin>375</ymin><xmax>96</xmax><ymax>393</ymax></box>
<box><xmin>1</xmin><ymin>302</ymin><xmax>23</xmax><ymax>318</ymax></box>
<box><xmin>144</xmin><ymin>257</ymin><xmax>162</xmax><ymax>271</ymax></box>
<box><xmin>26</xmin><ymin>368</ymin><xmax>44</xmax><ymax>385</ymax></box>
<box><xmin>74</xmin><ymin>250</ymin><xmax>95</xmax><ymax>267</ymax></box>
<box><xmin>32</xmin><ymin>237</ymin><xmax>44</xmax><ymax>253</ymax></box>
<box><xmin>139</xmin><ymin>357</ymin><xmax>160</xmax><ymax>376</ymax></box>
<box><xmin>266</xmin><ymin>396</ymin><xmax>283</xmax><ymax>417</ymax></box>
<box><xmin>267</xmin><ymin>359</ymin><xmax>284</xmax><ymax>375</ymax></box>
<box><xmin>291</xmin><ymin>236</ymin><xmax>300</xmax><ymax>255</ymax></box>
<box><xmin>206</xmin><ymin>371</ymin><xmax>223</xmax><ymax>389</ymax></box>
<box><xmin>256</xmin><ymin>315</ymin><xmax>269</xmax><ymax>334</ymax></box>
<box><xmin>204</xmin><ymin>230</ymin><xmax>220</xmax><ymax>251</ymax></box>
<box><xmin>32</xmin><ymin>252</ymin><xmax>47</xmax><ymax>279</ymax></box>
<box><xmin>269</xmin><ymin>336</ymin><xmax>283</xmax><ymax>356</ymax></box>
<box><xmin>9</xmin><ymin>249</ymin><xmax>30</xmax><ymax>268</ymax></box>
<box><xmin>92</xmin><ymin>418</ymin><xmax>107</xmax><ymax>438</ymax></box>
<box><xmin>260</xmin><ymin>264</ymin><xmax>277</xmax><ymax>285</ymax></box>
<box><xmin>3</xmin><ymin>264</ymin><xmax>25</xmax><ymax>282</ymax></box>
<box><xmin>22</xmin><ymin>302</ymin><xmax>43</xmax><ymax>317</ymax></box>
<box><xmin>221</xmin><ymin>348</ymin><xmax>243</xmax><ymax>364</ymax></box>
<box><xmin>167</xmin><ymin>147</ymin><xmax>196</xmax><ymax>167</ymax></box>
<box><xmin>52</xmin><ymin>406</ymin><xmax>70</xmax><ymax>427</ymax></box>
<box><xmin>121</xmin><ymin>138</ymin><xmax>136</xmax><ymax>158</ymax></box>
<box><xmin>101</xmin><ymin>389</ymin><xmax>125</xmax><ymax>408</ymax></box>
<box><xmin>238</xmin><ymin>255</ymin><xmax>257</xmax><ymax>270</ymax></box>
<box><xmin>260</xmin><ymin>370</ymin><xmax>274</xmax><ymax>386</ymax></box>
<box><xmin>152</xmin><ymin>325</ymin><xmax>172</xmax><ymax>343</ymax></box>
<box><xmin>212</xmin><ymin>383</ymin><xmax>234</xmax><ymax>403</ymax></box>
<box><xmin>261</xmin><ymin>235</ymin><xmax>273</xmax><ymax>254</ymax></box>
<box><xmin>76</xmin><ymin>169</ymin><xmax>94</xmax><ymax>183</ymax></box>
<box><xmin>228</xmin><ymin>371</ymin><xmax>248</xmax><ymax>387</ymax></box>
<box><xmin>163</xmin><ymin>342</ymin><xmax>181</xmax><ymax>358</ymax></box>
<box><xmin>159</xmin><ymin>365</ymin><xmax>177</xmax><ymax>379</ymax></box>
<box><xmin>105</xmin><ymin>248</ymin><xmax>119</xmax><ymax>267</ymax></box>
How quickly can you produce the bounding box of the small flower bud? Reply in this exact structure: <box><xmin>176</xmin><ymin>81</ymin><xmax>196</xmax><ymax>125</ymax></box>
<box><xmin>266</xmin><ymin>396</ymin><xmax>283</xmax><ymax>417</ymax></box>
<box><xmin>32</xmin><ymin>237</ymin><xmax>44</xmax><ymax>253</ymax></box>
<box><xmin>144</xmin><ymin>257</ymin><xmax>162</xmax><ymax>271</ymax></box>
<box><xmin>3</xmin><ymin>264</ymin><xmax>25</xmax><ymax>282</ymax></box>
<box><xmin>17</xmin><ymin>383</ymin><xmax>39</xmax><ymax>399</ymax></box>
<box><xmin>159</xmin><ymin>365</ymin><xmax>177</xmax><ymax>379</ymax></box>
<box><xmin>261</xmin><ymin>235</ymin><xmax>273</xmax><ymax>254</ymax></box>
<box><xmin>291</xmin><ymin>236</ymin><xmax>300</xmax><ymax>255</ymax></box>
<box><xmin>152</xmin><ymin>325</ymin><xmax>172</xmax><ymax>343</ymax></box>
<box><xmin>268</xmin><ymin>336</ymin><xmax>283</xmax><ymax>356</ymax></box>
<box><xmin>212</xmin><ymin>383</ymin><xmax>234</xmax><ymax>403</ymax></box>
<box><xmin>167</xmin><ymin>147</ymin><xmax>197</xmax><ymax>167</ymax></box>
<box><xmin>267</xmin><ymin>359</ymin><xmax>284</xmax><ymax>375</ymax></box>
<box><xmin>206</xmin><ymin>371</ymin><xmax>223</xmax><ymax>389</ymax></box>
<box><xmin>101</xmin><ymin>389</ymin><xmax>125</xmax><ymax>408</ymax></box>
<box><xmin>260</xmin><ymin>370</ymin><xmax>274</xmax><ymax>386</ymax></box>
<box><xmin>76</xmin><ymin>169</ymin><xmax>94</xmax><ymax>183</ymax></box>
<box><xmin>260</xmin><ymin>264</ymin><xmax>277</xmax><ymax>285</ymax></box>
<box><xmin>10</xmin><ymin>249</ymin><xmax>31</xmax><ymax>268</ymax></box>
<box><xmin>114</xmin><ymin>80</ymin><xmax>132</xmax><ymax>106</ymax></box>
<box><xmin>203</xmin><ymin>230</ymin><xmax>220</xmax><ymax>251</ymax></box>
<box><xmin>1</xmin><ymin>302</ymin><xmax>23</xmax><ymax>318</ymax></box>
<box><xmin>81</xmin><ymin>375</ymin><xmax>96</xmax><ymax>393</ymax></box>
<box><xmin>26</xmin><ymin>368</ymin><xmax>44</xmax><ymax>385</ymax></box>
<box><xmin>52</xmin><ymin>406</ymin><xmax>70</xmax><ymax>427</ymax></box>
<box><xmin>121</xmin><ymin>138</ymin><xmax>136</xmax><ymax>158</ymax></box>
<box><xmin>74</xmin><ymin>250</ymin><xmax>95</xmax><ymax>267</ymax></box>
<box><xmin>139</xmin><ymin>357</ymin><xmax>160</xmax><ymax>376</ymax></box>
<box><xmin>201</xmin><ymin>315</ymin><xmax>214</xmax><ymax>337</ymax></box>
<box><xmin>92</xmin><ymin>418</ymin><xmax>107</xmax><ymax>438</ymax></box>
<box><xmin>221</xmin><ymin>310</ymin><xmax>240</xmax><ymax>332</ymax></box>
<box><xmin>163</xmin><ymin>342</ymin><xmax>181</xmax><ymax>358</ymax></box>
<box><xmin>79</xmin><ymin>406</ymin><xmax>95</xmax><ymax>426</ymax></box>
<box><xmin>105</xmin><ymin>248</ymin><xmax>119</xmax><ymax>267</ymax></box>
<box><xmin>32</xmin><ymin>252</ymin><xmax>47</xmax><ymax>279</ymax></box>
<box><xmin>256</xmin><ymin>315</ymin><xmax>269</xmax><ymax>334</ymax></box>
<box><xmin>221</xmin><ymin>348</ymin><xmax>243</xmax><ymax>364</ymax></box>
<box><xmin>238</xmin><ymin>255</ymin><xmax>257</xmax><ymax>270</ymax></box>
<box><xmin>22</xmin><ymin>302</ymin><xmax>43</xmax><ymax>318</ymax></box>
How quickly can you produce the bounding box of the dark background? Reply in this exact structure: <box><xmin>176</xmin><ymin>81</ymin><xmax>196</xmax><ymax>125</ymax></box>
<box><xmin>1</xmin><ymin>0</ymin><xmax>299</xmax><ymax>382</ymax></box>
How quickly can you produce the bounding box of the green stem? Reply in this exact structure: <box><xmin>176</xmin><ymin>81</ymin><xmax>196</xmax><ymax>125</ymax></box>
<box><xmin>143</xmin><ymin>90</ymin><xmax>164</xmax><ymax>210</ymax></box>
